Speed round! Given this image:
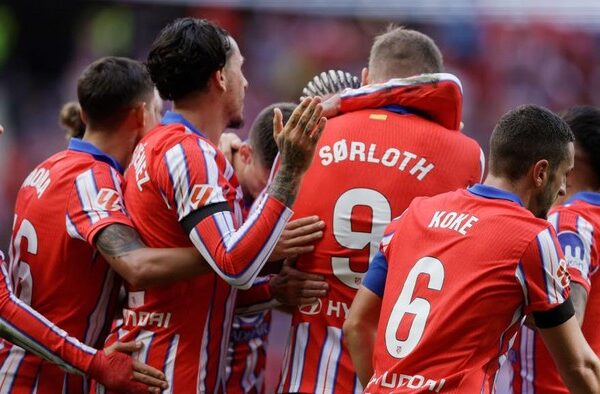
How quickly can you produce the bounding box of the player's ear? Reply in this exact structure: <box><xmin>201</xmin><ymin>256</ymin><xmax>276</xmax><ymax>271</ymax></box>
<box><xmin>213</xmin><ymin>68</ymin><xmax>227</xmax><ymax>93</ymax></box>
<box><xmin>133</xmin><ymin>102</ymin><xmax>146</xmax><ymax>130</ymax></box>
<box><xmin>238</xmin><ymin>143</ymin><xmax>253</xmax><ymax>165</ymax></box>
<box><xmin>361</xmin><ymin>67</ymin><xmax>369</xmax><ymax>86</ymax></box>
<box><xmin>532</xmin><ymin>159</ymin><xmax>550</xmax><ymax>188</ymax></box>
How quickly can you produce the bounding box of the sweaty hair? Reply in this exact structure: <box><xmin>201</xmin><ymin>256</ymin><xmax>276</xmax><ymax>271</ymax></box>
<box><xmin>368</xmin><ymin>25</ymin><xmax>443</xmax><ymax>82</ymax></box>
<box><xmin>59</xmin><ymin>101</ymin><xmax>85</xmax><ymax>139</ymax></box>
<box><xmin>489</xmin><ymin>104</ymin><xmax>574</xmax><ymax>181</ymax></box>
<box><xmin>248</xmin><ymin>102</ymin><xmax>296</xmax><ymax>169</ymax></box>
<box><xmin>561</xmin><ymin>105</ymin><xmax>600</xmax><ymax>185</ymax></box>
<box><xmin>146</xmin><ymin>17</ymin><xmax>232</xmax><ymax>101</ymax></box>
<box><xmin>77</xmin><ymin>57</ymin><xmax>154</xmax><ymax>129</ymax></box>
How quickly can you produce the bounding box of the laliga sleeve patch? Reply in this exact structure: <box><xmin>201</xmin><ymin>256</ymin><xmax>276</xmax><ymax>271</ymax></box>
<box><xmin>557</xmin><ymin>231</ymin><xmax>588</xmax><ymax>276</ymax></box>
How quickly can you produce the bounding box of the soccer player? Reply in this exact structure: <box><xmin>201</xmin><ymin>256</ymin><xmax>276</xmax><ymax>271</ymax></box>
<box><xmin>0</xmin><ymin>57</ymin><xmax>203</xmax><ymax>392</ymax></box>
<box><xmin>507</xmin><ymin>105</ymin><xmax>600</xmax><ymax>393</ymax></box>
<box><xmin>0</xmin><ymin>125</ymin><xmax>165</xmax><ymax>393</ymax></box>
<box><xmin>345</xmin><ymin>104</ymin><xmax>600</xmax><ymax>393</ymax></box>
<box><xmin>277</xmin><ymin>27</ymin><xmax>483</xmax><ymax>393</ymax></box>
<box><xmin>114</xmin><ymin>17</ymin><xmax>325</xmax><ymax>392</ymax></box>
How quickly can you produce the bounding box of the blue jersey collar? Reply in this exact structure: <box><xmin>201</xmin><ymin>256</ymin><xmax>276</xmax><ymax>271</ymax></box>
<box><xmin>161</xmin><ymin>111</ymin><xmax>206</xmax><ymax>137</ymax></box>
<box><xmin>567</xmin><ymin>191</ymin><xmax>600</xmax><ymax>206</ymax></box>
<box><xmin>68</xmin><ymin>138</ymin><xmax>124</xmax><ymax>174</ymax></box>
<box><xmin>380</xmin><ymin>104</ymin><xmax>418</xmax><ymax>115</ymax></box>
<box><xmin>468</xmin><ymin>183</ymin><xmax>524</xmax><ymax>207</ymax></box>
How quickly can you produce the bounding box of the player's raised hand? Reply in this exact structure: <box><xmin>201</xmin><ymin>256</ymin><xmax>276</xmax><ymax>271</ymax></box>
<box><xmin>273</xmin><ymin>96</ymin><xmax>326</xmax><ymax>174</ymax></box>
<box><xmin>269</xmin><ymin>215</ymin><xmax>325</xmax><ymax>262</ymax></box>
<box><xmin>90</xmin><ymin>341</ymin><xmax>168</xmax><ymax>393</ymax></box>
<box><xmin>218</xmin><ymin>131</ymin><xmax>242</xmax><ymax>163</ymax></box>
<box><xmin>270</xmin><ymin>259</ymin><xmax>329</xmax><ymax>306</ymax></box>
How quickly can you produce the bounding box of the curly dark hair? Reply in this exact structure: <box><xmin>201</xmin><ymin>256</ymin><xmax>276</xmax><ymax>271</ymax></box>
<box><xmin>561</xmin><ymin>105</ymin><xmax>600</xmax><ymax>186</ymax></box>
<box><xmin>146</xmin><ymin>17</ymin><xmax>232</xmax><ymax>101</ymax></box>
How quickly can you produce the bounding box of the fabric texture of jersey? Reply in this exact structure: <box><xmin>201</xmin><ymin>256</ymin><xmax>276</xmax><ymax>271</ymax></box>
<box><xmin>364</xmin><ymin>185</ymin><xmax>570</xmax><ymax>394</ymax></box>
<box><xmin>0</xmin><ymin>138</ymin><xmax>129</xmax><ymax>393</ymax></box>
<box><xmin>508</xmin><ymin>192</ymin><xmax>600</xmax><ymax>394</ymax></box>
<box><xmin>100</xmin><ymin>111</ymin><xmax>291</xmax><ymax>393</ymax></box>
<box><xmin>278</xmin><ymin>74</ymin><xmax>483</xmax><ymax>394</ymax></box>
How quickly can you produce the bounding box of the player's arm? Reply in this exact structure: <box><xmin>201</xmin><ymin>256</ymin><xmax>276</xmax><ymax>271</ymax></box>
<box><xmin>344</xmin><ymin>250</ymin><xmax>388</xmax><ymax>387</ymax></box>
<box><xmin>570</xmin><ymin>282</ymin><xmax>588</xmax><ymax>324</ymax></box>
<box><xmin>0</xmin><ymin>258</ymin><xmax>167</xmax><ymax>392</ymax></box>
<box><xmin>537</xmin><ymin>312</ymin><xmax>600</xmax><ymax>393</ymax></box>
<box><xmin>180</xmin><ymin>97</ymin><xmax>326</xmax><ymax>289</ymax></box>
<box><xmin>520</xmin><ymin>227</ymin><xmax>600</xmax><ymax>393</ymax></box>
<box><xmin>95</xmin><ymin>224</ymin><xmax>211</xmax><ymax>288</ymax></box>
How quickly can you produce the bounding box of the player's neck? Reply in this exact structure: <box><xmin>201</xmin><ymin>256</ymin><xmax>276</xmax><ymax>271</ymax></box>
<box><xmin>82</xmin><ymin>130</ymin><xmax>135</xmax><ymax>170</ymax></box>
<box><xmin>173</xmin><ymin>96</ymin><xmax>227</xmax><ymax>145</ymax></box>
<box><xmin>483</xmin><ymin>174</ymin><xmax>531</xmax><ymax>207</ymax></box>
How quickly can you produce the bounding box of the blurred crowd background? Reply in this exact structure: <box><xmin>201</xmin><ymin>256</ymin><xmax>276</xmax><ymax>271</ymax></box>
<box><xmin>2</xmin><ymin>0</ymin><xmax>600</xmax><ymax>247</ymax></box>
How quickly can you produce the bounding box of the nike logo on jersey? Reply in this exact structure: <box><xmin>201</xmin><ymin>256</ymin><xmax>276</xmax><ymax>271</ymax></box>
<box><xmin>318</xmin><ymin>140</ymin><xmax>435</xmax><ymax>181</ymax></box>
<box><xmin>428</xmin><ymin>210</ymin><xmax>479</xmax><ymax>235</ymax></box>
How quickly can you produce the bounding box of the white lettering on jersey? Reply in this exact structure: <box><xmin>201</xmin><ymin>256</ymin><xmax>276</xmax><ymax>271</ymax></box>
<box><xmin>319</xmin><ymin>140</ymin><xmax>435</xmax><ymax>181</ymax></box>
<box><xmin>122</xmin><ymin>308</ymin><xmax>172</xmax><ymax>329</ymax></box>
<box><xmin>132</xmin><ymin>143</ymin><xmax>150</xmax><ymax>191</ymax></box>
<box><xmin>21</xmin><ymin>168</ymin><xmax>51</xmax><ymax>198</ymax></box>
<box><xmin>369</xmin><ymin>371</ymin><xmax>446</xmax><ymax>392</ymax></box>
<box><xmin>428</xmin><ymin>211</ymin><xmax>478</xmax><ymax>235</ymax></box>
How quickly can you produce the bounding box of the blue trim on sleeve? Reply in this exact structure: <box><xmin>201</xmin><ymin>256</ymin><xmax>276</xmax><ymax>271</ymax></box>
<box><xmin>68</xmin><ymin>138</ymin><xmax>124</xmax><ymax>174</ymax></box>
<box><xmin>362</xmin><ymin>251</ymin><xmax>388</xmax><ymax>298</ymax></box>
<box><xmin>467</xmin><ymin>184</ymin><xmax>524</xmax><ymax>207</ymax></box>
<box><xmin>161</xmin><ymin>111</ymin><xmax>207</xmax><ymax>138</ymax></box>
<box><xmin>567</xmin><ymin>191</ymin><xmax>600</xmax><ymax>207</ymax></box>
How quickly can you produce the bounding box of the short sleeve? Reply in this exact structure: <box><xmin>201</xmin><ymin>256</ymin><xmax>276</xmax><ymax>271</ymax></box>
<box><xmin>518</xmin><ymin>227</ymin><xmax>570</xmax><ymax>315</ymax></box>
<box><xmin>362</xmin><ymin>251</ymin><xmax>388</xmax><ymax>298</ymax></box>
<box><xmin>66</xmin><ymin>165</ymin><xmax>132</xmax><ymax>245</ymax></box>
<box><xmin>156</xmin><ymin>136</ymin><xmax>230</xmax><ymax>222</ymax></box>
<box><xmin>548</xmin><ymin>210</ymin><xmax>595</xmax><ymax>293</ymax></box>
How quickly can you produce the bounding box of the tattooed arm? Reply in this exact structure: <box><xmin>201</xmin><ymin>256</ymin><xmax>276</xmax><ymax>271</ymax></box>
<box><xmin>95</xmin><ymin>224</ymin><xmax>211</xmax><ymax>288</ymax></box>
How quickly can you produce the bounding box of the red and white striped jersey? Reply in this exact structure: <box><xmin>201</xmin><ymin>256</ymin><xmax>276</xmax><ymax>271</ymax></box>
<box><xmin>279</xmin><ymin>74</ymin><xmax>483</xmax><ymax>394</ymax></box>
<box><xmin>105</xmin><ymin>111</ymin><xmax>292</xmax><ymax>393</ymax></box>
<box><xmin>508</xmin><ymin>192</ymin><xmax>600</xmax><ymax>394</ymax></box>
<box><xmin>364</xmin><ymin>185</ymin><xmax>571</xmax><ymax>394</ymax></box>
<box><xmin>0</xmin><ymin>138</ymin><xmax>129</xmax><ymax>393</ymax></box>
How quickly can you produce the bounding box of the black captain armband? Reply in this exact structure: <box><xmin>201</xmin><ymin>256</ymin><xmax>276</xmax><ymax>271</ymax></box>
<box><xmin>180</xmin><ymin>202</ymin><xmax>231</xmax><ymax>234</ymax></box>
<box><xmin>532</xmin><ymin>297</ymin><xmax>575</xmax><ymax>329</ymax></box>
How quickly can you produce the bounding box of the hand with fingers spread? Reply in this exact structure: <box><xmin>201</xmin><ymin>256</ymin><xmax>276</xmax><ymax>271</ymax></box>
<box><xmin>268</xmin><ymin>97</ymin><xmax>327</xmax><ymax>206</ymax></box>
<box><xmin>269</xmin><ymin>215</ymin><xmax>325</xmax><ymax>262</ymax></box>
<box><xmin>270</xmin><ymin>260</ymin><xmax>329</xmax><ymax>306</ymax></box>
<box><xmin>90</xmin><ymin>341</ymin><xmax>168</xmax><ymax>394</ymax></box>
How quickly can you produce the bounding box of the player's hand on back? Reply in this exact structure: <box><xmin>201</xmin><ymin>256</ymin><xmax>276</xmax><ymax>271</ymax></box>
<box><xmin>270</xmin><ymin>259</ymin><xmax>329</xmax><ymax>306</ymax></box>
<box><xmin>269</xmin><ymin>215</ymin><xmax>325</xmax><ymax>262</ymax></box>
<box><xmin>89</xmin><ymin>341</ymin><xmax>168</xmax><ymax>393</ymax></box>
<box><xmin>273</xmin><ymin>96</ymin><xmax>326</xmax><ymax>175</ymax></box>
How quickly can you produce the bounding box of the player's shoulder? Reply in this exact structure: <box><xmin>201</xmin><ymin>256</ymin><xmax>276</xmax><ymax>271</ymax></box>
<box><xmin>142</xmin><ymin>122</ymin><xmax>220</xmax><ymax>159</ymax></box>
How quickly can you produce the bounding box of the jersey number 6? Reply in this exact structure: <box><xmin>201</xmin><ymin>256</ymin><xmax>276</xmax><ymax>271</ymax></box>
<box><xmin>385</xmin><ymin>257</ymin><xmax>445</xmax><ymax>358</ymax></box>
<box><xmin>8</xmin><ymin>216</ymin><xmax>37</xmax><ymax>304</ymax></box>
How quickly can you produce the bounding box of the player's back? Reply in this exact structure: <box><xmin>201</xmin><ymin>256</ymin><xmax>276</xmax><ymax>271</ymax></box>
<box><xmin>367</xmin><ymin>186</ymin><xmax>567</xmax><ymax>394</ymax></box>
<box><xmin>116</xmin><ymin>121</ymin><xmax>242</xmax><ymax>392</ymax></box>
<box><xmin>280</xmin><ymin>108</ymin><xmax>482</xmax><ymax>393</ymax></box>
<box><xmin>508</xmin><ymin>192</ymin><xmax>600</xmax><ymax>394</ymax></box>
<box><xmin>2</xmin><ymin>146</ymin><xmax>123</xmax><ymax>393</ymax></box>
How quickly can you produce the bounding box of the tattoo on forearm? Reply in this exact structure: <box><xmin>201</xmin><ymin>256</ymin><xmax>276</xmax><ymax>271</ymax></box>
<box><xmin>96</xmin><ymin>224</ymin><xmax>145</xmax><ymax>257</ymax></box>
<box><xmin>268</xmin><ymin>165</ymin><xmax>301</xmax><ymax>207</ymax></box>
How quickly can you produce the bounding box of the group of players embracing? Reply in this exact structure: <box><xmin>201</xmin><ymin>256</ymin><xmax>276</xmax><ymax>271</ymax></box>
<box><xmin>0</xmin><ymin>15</ymin><xmax>599</xmax><ymax>394</ymax></box>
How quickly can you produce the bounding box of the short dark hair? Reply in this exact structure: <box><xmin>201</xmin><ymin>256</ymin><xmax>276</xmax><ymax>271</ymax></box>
<box><xmin>248</xmin><ymin>103</ymin><xmax>296</xmax><ymax>169</ymax></box>
<box><xmin>146</xmin><ymin>17</ymin><xmax>232</xmax><ymax>101</ymax></box>
<box><xmin>368</xmin><ymin>25</ymin><xmax>443</xmax><ymax>81</ymax></box>
<box><xmin>561</xmin><ymin>105</ymin><xmax>600</xmax><ymax>185</ymax></box>
<box><xmin>77</xmin><ymin>57</ymin><xmax>154</xmax><ymax>129</ymax></box>
<box><xmin>489</xmin><ymin>104</ymin><xmax>575</xmax><ymax>181</ymax></box>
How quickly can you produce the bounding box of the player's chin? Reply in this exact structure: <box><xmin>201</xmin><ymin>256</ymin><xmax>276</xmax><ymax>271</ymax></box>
<box><xmin>227</xmin><ymin>115</ymin><xmax>244</xmax><ymax>129</ymax></box>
